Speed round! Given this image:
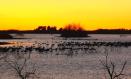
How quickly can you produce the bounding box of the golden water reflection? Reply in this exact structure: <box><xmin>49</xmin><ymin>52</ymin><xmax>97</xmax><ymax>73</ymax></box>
<box><xmin>0</xmin><ymin>41</ymin><xmax>33</xmax><ymax>47</ymax></box>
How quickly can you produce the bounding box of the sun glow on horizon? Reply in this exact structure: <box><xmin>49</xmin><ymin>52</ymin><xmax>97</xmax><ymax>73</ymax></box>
<box><xmin>0</xmin><ymin>0</ymin><xmax>131</xmax><ymax>30</ymax></box>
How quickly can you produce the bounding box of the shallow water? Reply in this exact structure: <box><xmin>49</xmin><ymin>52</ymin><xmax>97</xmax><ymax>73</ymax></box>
<box><xmin>1</xmin><ymin>34</ymin><xmax>131</xmax><ymax>47</ymax></box>
<box><xmin>0</xmin><ymin>34</ymin><xmax>131</xmax><ymax>79</ymax></box>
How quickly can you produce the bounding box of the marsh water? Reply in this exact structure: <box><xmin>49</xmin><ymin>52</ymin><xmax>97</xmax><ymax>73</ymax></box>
<box><xmin>0</xmin><ymin>34</ymin><xmax>131</xmax><ymax>79</ymax></box>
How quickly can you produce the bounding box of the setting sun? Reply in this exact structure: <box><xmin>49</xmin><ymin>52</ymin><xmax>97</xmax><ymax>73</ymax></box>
<box><xmin>0</xmin><ymin>0</ymin><xmax>131</xmax><ymax>30</ymax></box>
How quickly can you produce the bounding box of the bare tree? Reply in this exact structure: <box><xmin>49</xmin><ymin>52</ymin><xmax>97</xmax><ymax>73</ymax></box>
<box><xmin>100</xmin><ymin>51</ymin><xmax>127</xmax><ymax>79</ymax></box>
<box><xmin>3</xmin><ymin>52</ymin><xmax>39</xmax><ymax>79</ymax></box>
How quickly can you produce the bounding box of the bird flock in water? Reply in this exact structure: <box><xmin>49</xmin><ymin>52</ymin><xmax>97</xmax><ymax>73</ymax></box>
<box><xmin>0</xmin><ymin>40</ymin><xmax>131</xmax><ymax>56</ymax></box>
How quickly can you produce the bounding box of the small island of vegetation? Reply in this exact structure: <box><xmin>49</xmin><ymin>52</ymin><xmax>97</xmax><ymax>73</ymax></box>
<box><xmin>0</xmin><ymin>34</ymin><xmax>13</xmax><ymax>39</ymax></box>
<box><xmin>60</xmin><ymin>24</ymin><xmax>88</xmax><ymax>37</ymax></box>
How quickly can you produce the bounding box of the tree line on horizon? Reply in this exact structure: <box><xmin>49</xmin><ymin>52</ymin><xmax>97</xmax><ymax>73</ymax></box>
<box><xmin>0</xmin><ymin>24</ymin><xmax>131</xmax><ymax>34</ymax></box>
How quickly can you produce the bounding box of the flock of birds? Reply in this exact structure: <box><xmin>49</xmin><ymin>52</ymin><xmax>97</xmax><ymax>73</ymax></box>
<box><xmin>0</xmin><ymin>40</ymin><xmax>131</xmax><ymax>56</ymax></box>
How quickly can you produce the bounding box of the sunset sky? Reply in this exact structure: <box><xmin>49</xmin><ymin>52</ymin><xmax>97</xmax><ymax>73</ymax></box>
<box><xmin>0</xmin><ymin>0</ymin><xmax>131</xmax><ymax>30</ymax></box>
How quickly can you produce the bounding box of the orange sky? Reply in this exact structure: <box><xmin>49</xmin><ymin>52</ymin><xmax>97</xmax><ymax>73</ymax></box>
<box><xmin>0</xmin><ymin>0</ymin><xmax>131</xmax><ymax>30</ymax></box>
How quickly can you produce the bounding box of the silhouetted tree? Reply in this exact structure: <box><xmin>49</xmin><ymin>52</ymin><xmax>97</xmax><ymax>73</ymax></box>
<box><xmin>63</xmin><ymin>24</ymin><xmax>84</xmax><ymax>31</ymax></box>
<box><xmin>100</xmin><ymin>51</ymin><xmax>127</xmax><ymax>79</ymax></box>
<box><xmin>35</xmin><ymin>26</ymin><xmax>47</xmax><ymax>31</ymax></box>
<box><xmin>60</xmin><ymin>24</ymin><xmax>88</xmax><ymax>37</ymax></box>
<box><xmin>3</xmin><ymin>52</ymin><xmax>39</xmax><ymax>79</ymax></box>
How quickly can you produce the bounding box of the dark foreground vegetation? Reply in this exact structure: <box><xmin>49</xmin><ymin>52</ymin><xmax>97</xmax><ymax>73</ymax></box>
<box><xmin>0</xmin><ymin>40</ymin><xmax>129</xmax><ymax>79</ymax></box>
